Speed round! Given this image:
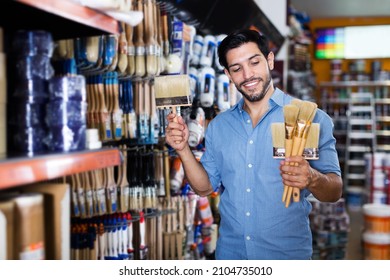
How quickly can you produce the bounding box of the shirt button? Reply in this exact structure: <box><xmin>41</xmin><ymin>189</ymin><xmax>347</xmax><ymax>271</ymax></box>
<box><xmin>249</xmin><ymin>140</ymin><xmax>253</xmax><ymax>144</ymax></box>
<box><xmin>248</xmin><ymin>164</ymin><xmax>252</xmax><ymax>168</ymax></box>
<box><xmin>246</xmin><ymin>212</ymin><xmax>250</xmax><ymax>216</ymax></box>
<box><xmin>246</xmin><ymin>188</ymin><xmax>251</xmax><ymax>192</ymax></box>
<box><xmin>246</xmin><ymin>236</ymin><xmax>251</xmax><ymax>240</ymax></box>
<box><xmin>246</xmin><ymin>119</ymin><xmax>251</xmax><ymax>124</ymax></box>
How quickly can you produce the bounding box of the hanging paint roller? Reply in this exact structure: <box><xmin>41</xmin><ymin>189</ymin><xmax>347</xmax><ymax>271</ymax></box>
<box><xmin>200</xmin><ymin>35</ymin><xmax>216</xmax><ymax>67</ymax></box>
<box><xmin>217</xmin><ymin>73</ymin><xmax>231</xmax><ymax>112</ymax></box>
<box><xmin>199</xmin><ymin>66</ymin><xmax>215</xmax><ymax>108</ymax></box>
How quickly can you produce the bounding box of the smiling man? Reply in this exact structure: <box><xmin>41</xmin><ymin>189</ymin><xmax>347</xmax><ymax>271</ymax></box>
<box><xmin>165</xmin><ymin>29</ymin><xmax>342</xmax><ymax>260</ymax></box>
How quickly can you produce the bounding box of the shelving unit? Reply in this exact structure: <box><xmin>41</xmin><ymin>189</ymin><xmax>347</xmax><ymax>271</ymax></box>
<box><xmin>0</xmin><ymin>0</ymin><xmax>120</xmax><ymax>42</ymax></box>
<box><xmin>0</xmin><ymin>148</ymin><xmax>122</xmax><ymax>190</ymax></box>
<box><xmin>320</xmin><ymin>81</ymin><xmax>390</xmax><ymax>155</ymax></box>
<box><xmin>0</xmin><ymin>0</ymin><xmax>128</xmax><ymax>261</ymax></box>
<box><xmin>0</xmin><ymin>0</ymin><xmax>124</xmax><ymax>190</ymax></box>
<box><xmin>343</xmin><ymin>92</ymin><xmax>376</xmax><ymax>193</ymax></box>
<box><xmin>320</xmin><ymin>81</ymin><xmax>390</xmax><ymax>208</ymax></box>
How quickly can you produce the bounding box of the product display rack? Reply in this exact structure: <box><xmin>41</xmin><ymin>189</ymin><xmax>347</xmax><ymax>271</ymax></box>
<box><xmin>0</xmin><ymin>148</ymin><xmax>122</xmax><ymax>190</ymax></box>
<box><xmin>0</xmin><ymin>0</ymin><xmax>124</xmax><ymax>189</ymax></box>
<box><xmin>320</xmin><ymin>80</ymin><xmax>390</xmax><ymax>208</ymax></box>
<box><xmin>320</xmin><ymin>81</ymin><xmax>390</xmax><ymax>153</ymax></box>
<box><xmin>0</xmin><ymin>0</ymin><xmax>120</xmax><ymax>41</ymax></box>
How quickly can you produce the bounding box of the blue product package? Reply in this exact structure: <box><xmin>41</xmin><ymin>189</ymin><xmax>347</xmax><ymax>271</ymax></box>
<box><xmin>12</xmin><ymin>30</ymin><xmax>54</xmax><ymax>57</ymax></box>
<box><xmin>13</xmin><ymin>78</ymin><xmax>49</xmax><ymax>101</ymax></box>
<box><xmin>48</xmin><ymin>124</ymin><xmax>86</xmax><ymax>152</ymax></box>
<box><xmin>10</xmin><ymin>101</ymin><xmax>46</xmax><ymax>127</ymax></box>
<box><xmin>15</xmin><ymin>55</ymin><xmax>54</xmax><ymax>80</ymax></box>
<box><xmin>12</xmin><ymin>124</ymin><xmax>48</xmax><ymax>156</ymax></box>
<box><xmin>46</xmin><ymin>100</ymin><xmax>87</xmax><ymax>127</ymax></box>
<box><xmin>48</xmin><ymin>75</ymin><xmax>87</xmax><ymax>101</ymax></box>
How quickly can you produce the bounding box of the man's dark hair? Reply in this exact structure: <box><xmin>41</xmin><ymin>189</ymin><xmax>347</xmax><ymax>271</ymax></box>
<box><xmin>217</xmin><ymin>29</ymin><xmax>270</xmax><ymax>69</ymax></box>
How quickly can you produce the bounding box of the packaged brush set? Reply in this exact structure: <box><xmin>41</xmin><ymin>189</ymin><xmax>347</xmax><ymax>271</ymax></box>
<box><xmin>271</xmin><ymin>99</ymin><xmax>319</xmax><ymax>160</ymax></box>
<box><xmin>271</xmin><ymin>99</ymin><xmax>320</xmax><ymax>207</ymax></box>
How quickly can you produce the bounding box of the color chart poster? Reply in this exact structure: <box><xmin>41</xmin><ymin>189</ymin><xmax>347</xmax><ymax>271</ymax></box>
<box><xmin>315</xmin><ymin>27</ymin><xmax>345</xmax><ymax>59</ymax></box>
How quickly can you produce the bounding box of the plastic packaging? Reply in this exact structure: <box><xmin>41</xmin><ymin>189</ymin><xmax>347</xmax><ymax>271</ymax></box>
<box><xmin>191</xmin><ymin>35</ymin><xmax>203</xmax><ymax>66</ymax></box>
<box><xmin>197</xmin><ymin>196</ymin><xmax>214</xmax><ymax>227</ymax></box>
<box><xmin>170</xmin><ymin>156</ymin><xmax>185</xmax><ymax>193</ymax></box>
<box><xmin>12</xmin><ymin>30</ymin><xmax>54</xmax><ymax>57</ymax></box>
<box><xmin>48</xmin><ymin>75</ymin><xmax>87</xmax><ymax>101</ymax></box>
<box><xmin>217</xmin><ymin>74</ymin><xmax>231</xmax><ymax>112</ymax></box>
<box><xmin>200</xmin><ymin>35</ymin><xmax>216</xmax><ymax>67</ymax></box>
<box><xmin>10</xmin><ymin>101</ymin><xmax>46</xmax><ymax>127</ymax></box>
<box><xmin>46</xmin><ymin>100</ymin><xmax>87</xmax><ymax>127</ymax></box>
<box><xmin>199</xmin><ymin>66</ymin><xmax>215</xmax><ymax>107</ymax></box>
<box><xmin>15</xmin><ymin>55</ymin><xmax>54</xmax><ymax>80</ymax></box>
<box><xmin>187</xmin><ymin>107</ymin><xmax>205</xmax><ymax>147</ymax></box>
<box><xmin>13</xmin><ymin>78</ymin><xmax>49</xmax><ymax>101</ymax></box>
<box><xmin>47</xmin><ymin>124</ymin><xmax>86</xmax><ymax>152</ymax></box>
<box><xmin>11</xmin><ymin>125</ymin><xmax>47</xmax><ymax>156</ymax></box>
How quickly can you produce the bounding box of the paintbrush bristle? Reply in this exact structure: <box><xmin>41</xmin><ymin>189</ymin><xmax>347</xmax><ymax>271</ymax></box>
<box><xmin>271</xmin><ymin>123</ymin><xmax>286</xmax><ymax>158</ymax></box>
<box><xmin>297</xmin><ymin>101</ymin><xmax>317</xmax><ymax>122</ymax></box>
<box><xmin>305</xmin><ymin>123</ymin><xmax>320</xmax><ymax>148</ymax></box>
<box><xmin>271</xmin><ymin>123</ymin><xmax>285</xmax><ymax>148</ymax></box>
<box><xmin>283</xmin><ymin>104</ymin><xmax>300</xmax><ymax>127</ymax></box>
<box><xmin>154</xmin><ymin>74</ymin><xmax>192</xmax><ymax>107</ymax></box>
<box><xmin>290</xmin><ymin>99</ymin><xmax>302</xmax><ymax>108</ymax></box>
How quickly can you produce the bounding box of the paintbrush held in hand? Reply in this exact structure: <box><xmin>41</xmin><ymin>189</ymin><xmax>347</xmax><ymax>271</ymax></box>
<box><xmin>154</xmin><ymin>74</ymin><xmax>192</xmax><ymax>121</ymax></box>
<box><xmin>282</xmin><ymin>100</ymin><xmax>318</xmax><ymax>208</ymax></box>
<box><xmin>281</xmin><ymin>104</ymin><xmax>300</xmax><ymax>203</ymax></box>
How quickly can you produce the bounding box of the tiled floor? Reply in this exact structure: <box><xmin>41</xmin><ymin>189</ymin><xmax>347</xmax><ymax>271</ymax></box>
<box><xmin>345</xmin><ymin>209</ymin><xmax>364</xmax><ymax>259</ymax></box>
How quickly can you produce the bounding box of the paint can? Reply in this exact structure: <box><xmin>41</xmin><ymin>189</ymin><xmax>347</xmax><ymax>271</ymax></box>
<box><xmin>363</xmin><ymin>203</ymin><xmax>390</xmax><ymax>233</ymax></box>
<box><xmin>362</xmin><ymin>232</ymin><xmax>390</xmax><ymax>260</ymax></box>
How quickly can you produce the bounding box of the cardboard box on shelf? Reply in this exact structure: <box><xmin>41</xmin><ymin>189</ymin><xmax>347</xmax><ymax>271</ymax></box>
<box><xmin>13</xmin><ymin>193</ymin><xmax>45</xmax><ymax>260</ymax></box>
<box><xmin>0</xmin><ymin>200</ymin><xmax>14</xmax><ymax>260</ymax></box>
<box><xmin>18</xmin><ymin>183</ymin><xmax>70</xmax><ymax>260</ymax></box>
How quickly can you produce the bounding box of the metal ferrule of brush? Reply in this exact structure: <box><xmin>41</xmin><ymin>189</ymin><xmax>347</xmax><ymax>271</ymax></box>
<box><xmin>301</xmin><ymin>122</ymin><xmax>312</xmax><ymax>139</ymax></box>
<box><xmin>285</xmin><ymin>125</ymin><xmax>295</xmax><ymax>140</ymax></box>
<box><xmin>294</xmin><ymin>121</ymin><xmax>307</xmax><ymax>138</ymax></box>
<box><xmin>155</xmin><ymin>96</ymin><xmax>191</xmax><ymax>107</ymax></box>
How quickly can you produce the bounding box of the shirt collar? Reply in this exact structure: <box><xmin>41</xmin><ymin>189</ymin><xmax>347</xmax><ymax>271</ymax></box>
<box><xmin>231</xmin><ymin>87</ymin><xmax>286</xmax><ymax>113</ymax></box>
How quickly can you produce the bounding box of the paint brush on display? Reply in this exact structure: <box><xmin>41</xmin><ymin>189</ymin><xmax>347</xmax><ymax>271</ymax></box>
<box><xmin>139</xmin><ymin>211</ymin><xmax>148</xmax><ymax>259</ymax></box>
<box><xmin>154</xmin><ymin>74</ymin><xmax>192</xmax><ymax>125</ymax></box>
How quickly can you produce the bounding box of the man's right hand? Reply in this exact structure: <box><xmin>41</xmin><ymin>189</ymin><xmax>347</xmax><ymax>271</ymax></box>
<box><xmin>165</xmin><ymin>112</ymin><xmax>189</xmax><ymax>152</ymax></box>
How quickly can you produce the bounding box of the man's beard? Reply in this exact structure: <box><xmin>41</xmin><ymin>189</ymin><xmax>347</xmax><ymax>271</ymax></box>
<box><xmin>235</xmin><ymin>72</ymin><xmax>272</xmax><ymax>102</ymax></box>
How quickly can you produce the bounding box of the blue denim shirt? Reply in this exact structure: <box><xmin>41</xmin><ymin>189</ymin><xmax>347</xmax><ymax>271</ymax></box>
<box><xmin>200</xmin><ymin>88</ymin><xmax>341</xmax><ymax>260</ymax></box>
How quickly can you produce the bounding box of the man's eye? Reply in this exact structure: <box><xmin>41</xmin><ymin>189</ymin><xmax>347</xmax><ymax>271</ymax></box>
<box><xmin>251</xmin><ymin>61</ymin><xmax>259</xmax><ymax>65</ymax></box>
<box><xmin>232</xmin><ymin>67</ymin><xmax>241</xmax><ymax>73</ymax></box>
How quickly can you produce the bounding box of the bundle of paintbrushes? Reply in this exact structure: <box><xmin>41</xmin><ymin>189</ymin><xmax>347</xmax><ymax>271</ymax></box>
<box><xmin>277</xmin><ymin>100</ymin><xmax>318</xmax><ymax>208</ymax></box>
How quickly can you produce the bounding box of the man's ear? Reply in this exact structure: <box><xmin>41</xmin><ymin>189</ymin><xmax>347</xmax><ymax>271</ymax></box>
<box><xmin>267</xmin><ymin>52</ymin><xmax>275</xmax><ymax>70</ymax></box>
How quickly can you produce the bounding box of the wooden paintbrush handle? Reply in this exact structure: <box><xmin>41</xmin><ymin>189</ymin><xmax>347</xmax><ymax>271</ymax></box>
<box><xmin>282</xmin><ymin>138</ymin><xmax>293</xmax><ymax>203</ymax></box>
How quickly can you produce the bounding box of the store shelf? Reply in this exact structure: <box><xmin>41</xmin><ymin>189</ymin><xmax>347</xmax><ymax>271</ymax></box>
<box><xmin>0</xmin><ymin>148</ymin><xmax>122</xmax><ymax>189</ymax></box>
<box><xmin>1</xmin><ymin>0</ymin><xmax>120</xmax><ymax>40</ymax></box>
<box><xmin>17</xmin><ymin>0</ymin><xmax>119</xmax><ymax>34</ymax></box>
<box><xmin>320</xmin><ymin>81</ymin><xmax>390</xmax><ymax>87</ymax></box>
